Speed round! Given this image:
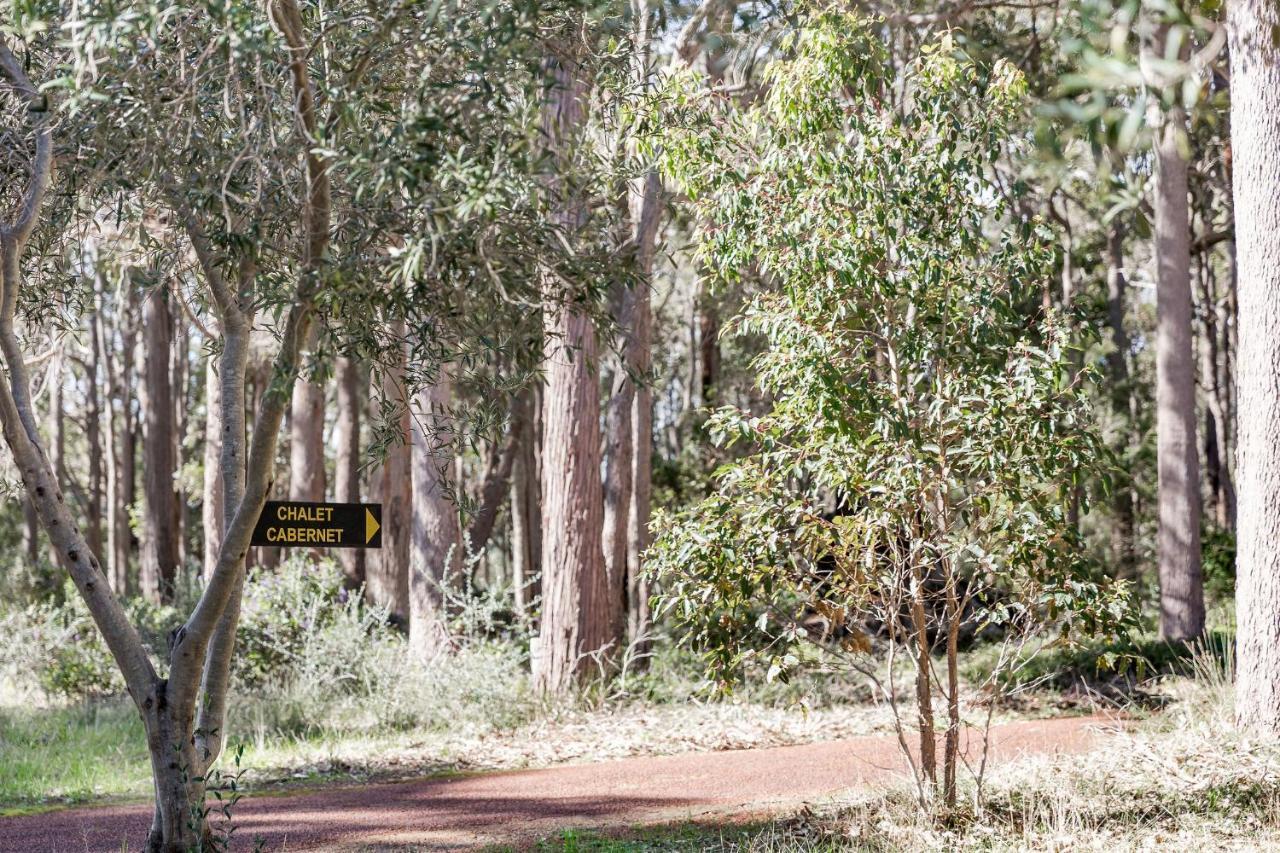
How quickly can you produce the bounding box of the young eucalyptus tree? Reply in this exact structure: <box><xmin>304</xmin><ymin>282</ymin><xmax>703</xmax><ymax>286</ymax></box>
<box><xmin>647</xmin><ymin>15</ymin><xmax>1128</xmax><ymax>809</ymax></box>
<box><xmin>1230</xmin><ymin>0</ymin><xmax>1280</xmax><ymax>733</ymax></box>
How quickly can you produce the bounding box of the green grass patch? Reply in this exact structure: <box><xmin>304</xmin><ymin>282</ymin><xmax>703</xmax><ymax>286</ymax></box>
<box><xmin>0</xmin><ymin>699</ymin><xmax>152</xmax><ymax>812</ymax></box>
<box><xmin>960</xmin><ymin>629</ymin><xmax>1235</xmax><ymax>695</ymax></box>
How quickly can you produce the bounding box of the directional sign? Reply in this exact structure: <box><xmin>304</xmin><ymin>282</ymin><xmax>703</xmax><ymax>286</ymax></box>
<box><xmin>252</xmin><ymin>501</ymin><xmax>382</xmax><ymax>549</ymax></box>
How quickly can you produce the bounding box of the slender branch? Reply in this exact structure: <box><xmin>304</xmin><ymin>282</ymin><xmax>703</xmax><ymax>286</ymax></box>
<box><xmin>0</xmin><ymin>35</ymin><xmax>53</xmax><ymax>247</ymax></box>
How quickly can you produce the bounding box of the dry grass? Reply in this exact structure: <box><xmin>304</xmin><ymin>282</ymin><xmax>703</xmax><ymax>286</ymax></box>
<box><xmin>690</xmin><ymin>639</ymin><xmax>1280</xmax><ymax>852</ymax></box>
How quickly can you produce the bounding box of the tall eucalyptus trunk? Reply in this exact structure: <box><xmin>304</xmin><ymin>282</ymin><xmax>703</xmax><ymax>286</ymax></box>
<box><xmin>1153</xmin><ymin>106</ymin><xmax>1204</xmax><ymax>642</ymax></box>
<box><xmin>370</xmin><ymin>328</ymin><xmax>411</xmax><ymax>622</ymax></box>
<box><xmin>409</xmin><ymin>363</ymin><xmax>461</xmax><ymax>658</ymax></box>
<box><xmin>534</xmin><ymin>44</ymin><xmax>610</xmax><ymax>692</ymax></box>
<box><xmin>289</xmin><ymin>329</ymin><xmax>326</xmax><ymax>503</ymax></box>
<box><xmin>139</xmin><ymin>290</ymin><xmax>180</xmax><ymax>604</ymax></box>
<box><xmin>510</xmin><ymin>386</ymin><xmax>541</xmax><ymax>614</ymax></box>
<box><xmin>334</xmin><ymin>355</ymin><xmax>364</xmax><ymax>586</ymax></box>
<box><xmin>1229</xmin><ymin>0</ymin><xmax>1280</xmax><ymax>732</ymax></box>
<box><xmin>202</xmin><ymin>353</ymin><xmax>224</xmax><ymax>581</ymax></box>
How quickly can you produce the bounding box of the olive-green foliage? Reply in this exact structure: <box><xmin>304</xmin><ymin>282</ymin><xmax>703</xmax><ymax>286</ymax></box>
<box><xmin>646</xmin><ymin>11</ymin><xmax>1132</xmax><ymax>691</ymax></box>
<box><xmin>1201</xmin><ymin>528</ymin><xmax>1235</xmax><ymax>602</ymax></box>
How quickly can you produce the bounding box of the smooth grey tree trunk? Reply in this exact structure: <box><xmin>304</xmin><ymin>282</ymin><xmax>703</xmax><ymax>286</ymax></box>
<box><xmin>1153</xmin><ymin>106</ymin><xmax>1204</xmax><ymax>642</ymax></box>
<box><xmin>1229</xmin><ymin>0</ymin><xmax>1280</xmax><ymax>732</ymax></box>
<box><xmin>409</xmin><ymin>363</ymin><xmax>461</xmax><ymax>658</ymax></box>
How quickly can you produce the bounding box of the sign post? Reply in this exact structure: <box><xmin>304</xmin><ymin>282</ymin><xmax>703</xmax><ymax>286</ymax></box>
<box><xmin>251</xmin><ymin>501</ymin><xmax>383</xmax><ymax>549</ymax></box>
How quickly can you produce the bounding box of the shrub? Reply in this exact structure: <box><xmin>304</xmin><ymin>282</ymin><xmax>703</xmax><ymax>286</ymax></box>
<box><xmin>647</xmin><ymin>15</ymin><xmax>1132</xmax><ymax>809</ymax></box>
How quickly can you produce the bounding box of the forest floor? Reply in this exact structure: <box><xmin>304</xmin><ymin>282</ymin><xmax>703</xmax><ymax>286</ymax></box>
<box><xmin>0</xmin><ymin>714</ymin><xmax>1110</xmax><ymax>851</ymax></box>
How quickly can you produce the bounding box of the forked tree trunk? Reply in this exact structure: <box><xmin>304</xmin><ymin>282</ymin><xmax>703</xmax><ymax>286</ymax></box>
<box><xmin>409</xmin><ymin>363</ymin><xmax>461</xmax><ymax>658</ymax></box>
<box><xmin>334</xmin><ymin>355</ymin><xmax>364</xmax><ymax>586</ymax></box>
<box><xmin>534</xmin><ymin>45</ymin><xmax>610</xmax><ymax>692</ymax></box>
<box><xmin>1152</xmin><ymin>107</ymin><xmax>1204</xmax><ymax>642</ymax></box>
<box><xmin>139</xmin><ymin>290</ymin><xmax>180</xmax><ymax>604</ymax></box>
<box><xmin>1229</xmin><ymin>0</ymin><xmax>1280</xmax><ymax>732</ymax></box>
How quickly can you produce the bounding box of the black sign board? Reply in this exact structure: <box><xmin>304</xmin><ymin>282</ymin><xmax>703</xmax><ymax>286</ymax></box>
<box><xmin>252</xmin><ymin>501</ymin><xmax>382</xmax><ymax>549</ymax></box>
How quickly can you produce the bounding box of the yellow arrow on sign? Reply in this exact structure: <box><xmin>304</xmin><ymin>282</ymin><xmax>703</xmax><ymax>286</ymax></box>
<box><xmin>365</xmin><ymin>508</ymin><xmax>381</xmax><ymax>544</ymax></box>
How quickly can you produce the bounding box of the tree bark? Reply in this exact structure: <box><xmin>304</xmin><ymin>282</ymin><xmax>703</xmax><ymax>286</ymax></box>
<box><xmin>601</xmin><ymin>305</ymin><xmax>635</xmax><ymax>656</ymax></box>
<box><xmin>465</xmin><ymin>403</ymin><xmax>519</xmax><ymax>556</ymax></box>
<box><xmin>370</xmin><ymin>328</ymin><xmax>411</xmax><ymax>622</ymax></box>
<box><xmin>1153</xmin><ymin>105</ymin><xmax>1204</xmax><ymax>642</ymax></box>
<box><xmin>534</xmin><ymin>45</ymin><xmax>610</xmax><ymax>692</ymax></box>
<box><xmin>1197</xmin><ymin>260</ymin><xmax>1237</xmax><ymax>530</ymax></box>
<box><xmin>83</xmin><ymin>347</ymin><xmax>105</xmax><ymax>560</ymax></box>
<box><xmin>289</xmin><ymin>329</ymin><xmax>326</xmax><ymax>504</ymax></box>
<box><xmin>510</xmin><ymin>386</ymin><xmax>540</xmax><ymax>614</ymax></box>
<box><xmin>334</xmin><ymin>355</ymin><xmax>364</xmax><ymax>586</ymax></box>
<box><xmin>119</xmin><ymin>291</ymin><xmax>140</xmax><ymax>594</ymax></box>
<box><xmin>409</xmin><ymin>363</ymin><xmax>461</xmax><ymax>658</ymax></box>
<box><xmin>1229</xmin><ymin>0</ymin><xmax>1280</xmax><ymax>732</ymax></box>
<box><xmin>1105</xmin><ymin>223</ymin><xmax>1137</xmax><ymax>579</ymax></box>
<box><xmin>139</xmin><ymin>290</ymin><xmax>180</xmax><ymax>605</ymax></box>
<box><xmin>202</xmin><ymin>352</ymin><xmax>224</xmax><ymax>581</ymax></box>
<box><xmin>46</xmin><ymin>355</ymin><xmax>64</xmax><ymax>569</ymax></box>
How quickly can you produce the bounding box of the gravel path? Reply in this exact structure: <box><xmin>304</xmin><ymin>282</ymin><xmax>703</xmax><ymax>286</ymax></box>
<box><xmin>0</xmin><ymin>714</ymin><xmax>1114</xmax><ymax>851</ymax></box>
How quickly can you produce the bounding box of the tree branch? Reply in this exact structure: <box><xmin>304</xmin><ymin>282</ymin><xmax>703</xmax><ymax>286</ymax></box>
<box><xmin>0</xmin><ymin>35</ymin><xmax>54</xmax><ymax>247</ymax></box>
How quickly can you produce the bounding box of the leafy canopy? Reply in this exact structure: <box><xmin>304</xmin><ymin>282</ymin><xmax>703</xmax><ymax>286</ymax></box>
<box><xmin>646</xmin><ymin>11</ymin><xmax>1131</xmax><ymax>688</ymax></box>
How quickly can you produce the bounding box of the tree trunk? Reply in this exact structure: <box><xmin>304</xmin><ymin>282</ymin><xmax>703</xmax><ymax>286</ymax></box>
<box><xmin>370</xmin><ymin>329</ymin><xmax>411</xmax><ymax>622</ymax></box>
<box><xmin>534</xmin><ymin>46</ymin><xmax>610</xmax><ymax>692</ymax></box>
<box><xmin>82</xmin><ymin>353</ymin><xmax>105</xmax><ymax>560</ymax></box>
<box><xmin>409</xmin><ymin>363</ymin><xmax>461</xmax><ymax>658</ymax></box>
<box><xmin>1197</xmin><ymin>260</ymin><xmax>1237</xmax><ymax>530</ymax></box>
<box><xmin>139</xmin><ymin>290</ymin><xmax>180</xmax><ymax>604</ymax></box>
<box><xmin>202</xmin><ymin>353</ymin><xmax>224</xmax><ymax>581</ymax></box>
<box><xmin>1229</xmin><ymin>0</ymin><xmax>1280</xmax><ymax>732</ymax></box>
<box><xmin>46</xmin><ymin>356</ymin><xmax>64</xmax><ymax>569</ymax></box>
<box><xmin>536</xmin><ymin>301</ymin><xmax>609</xmax><ymax>691</ymax></box>
<box><xmin>118</xmin><ymin>290</ymin><xmax>140</xmax><ymax>593</ymax></box>
<box><xmin>289</xmin><ymin>330</ymin><xmax>326</xmax><ymax>503</ymax></box>
<box><xmin>171</xmin><ymin>313</ymin><xmax>188</xmax><ymax>574</ymax></box>
<box><xmin>1105</xmin><ymin>223</ymin><xmax>1138</xmax><ymax>579</ymax></box>
<box><xmin>510</xmin><ymin>386</ymin><xmax>540</xmax><ymax>614</ymax></box>
<box><xmin>334</xmin><ymin>355</ymin><xmax>364</xmax><ymax>586</ymax></box>
<box><xmin>1153</xmin><ymin>106</ymin><xmax>1204</xmax><ymax>642</ymax></box>
<box><xmin>601</xmin><ymin>307</ymin><xmax>635</xmax><ymax>658</ymax></box>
